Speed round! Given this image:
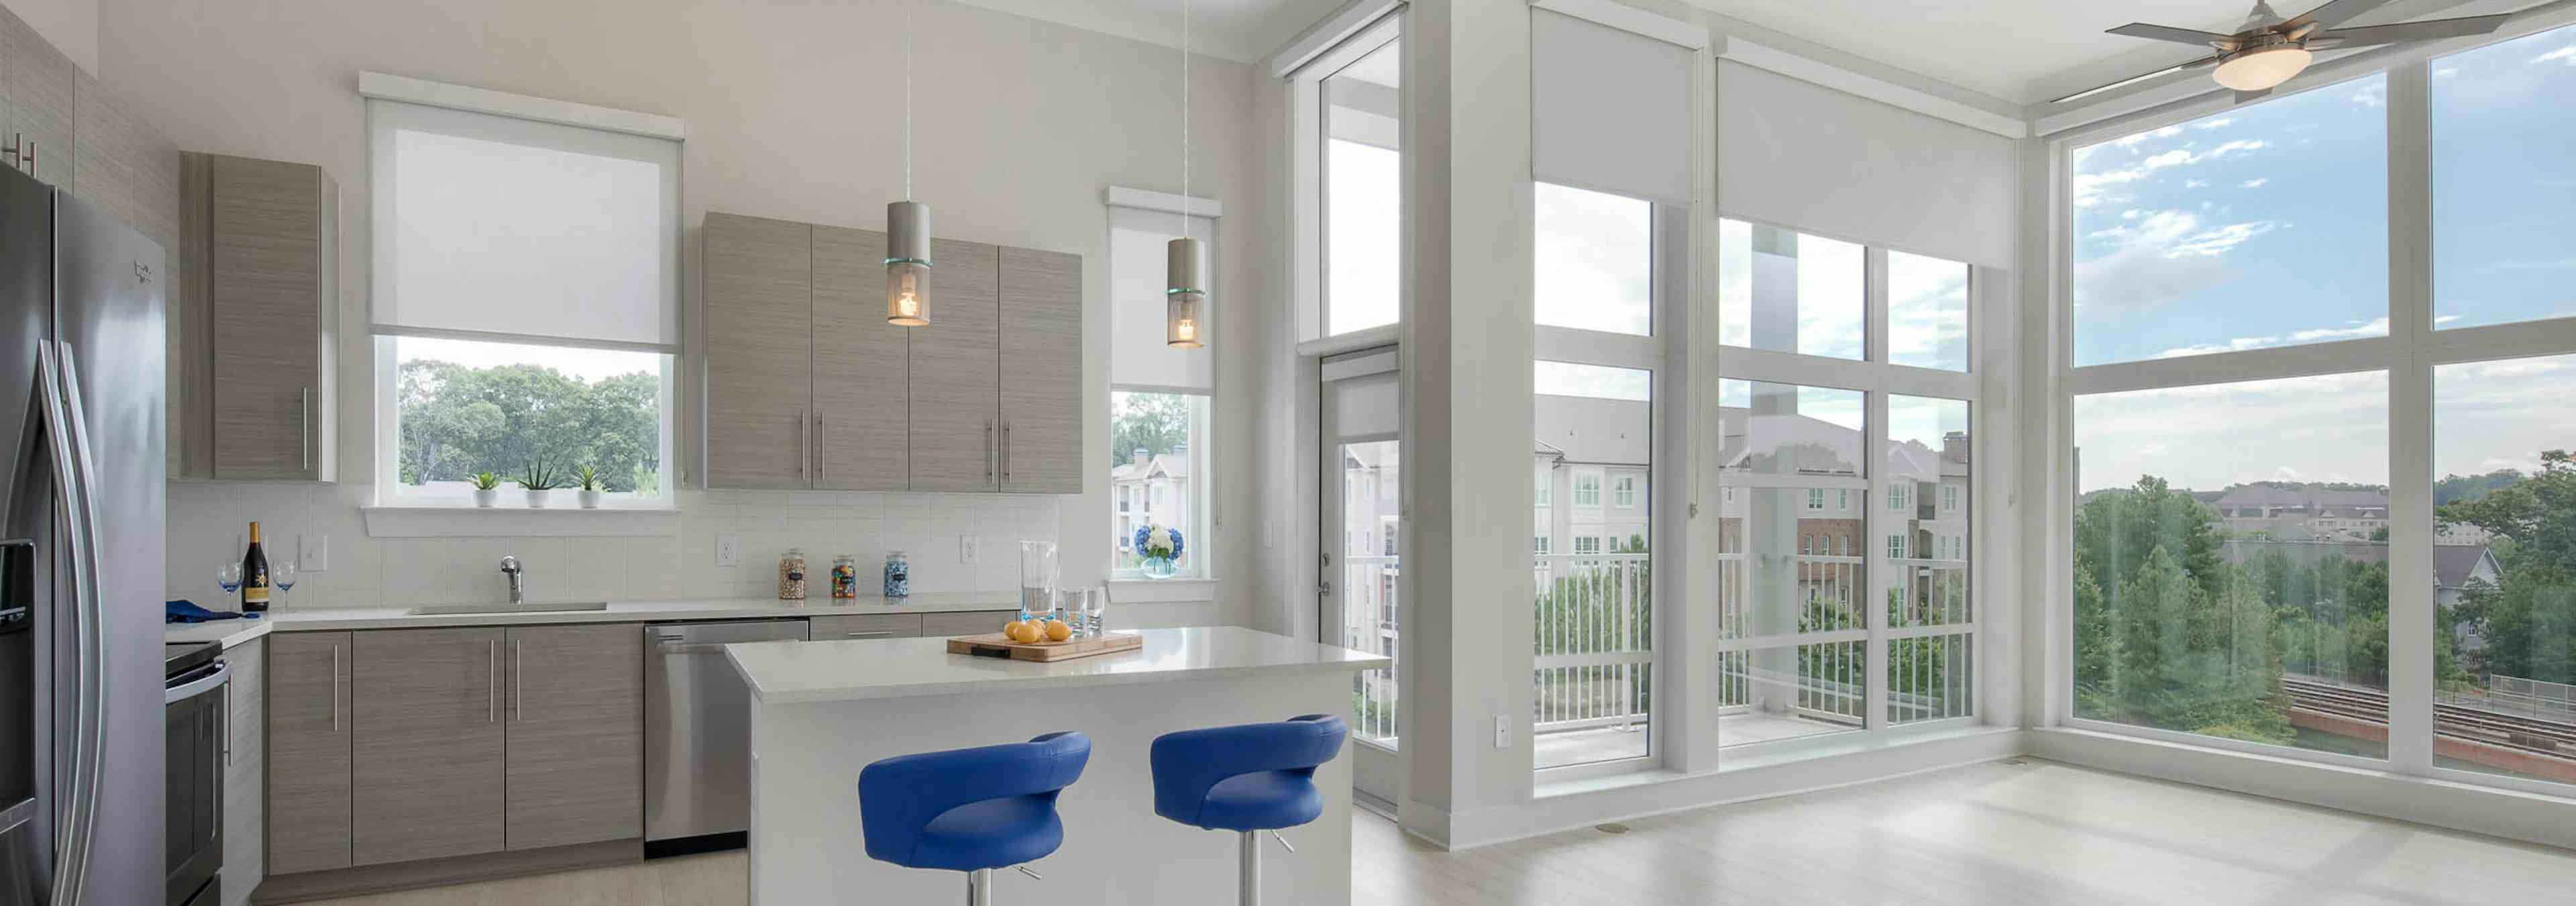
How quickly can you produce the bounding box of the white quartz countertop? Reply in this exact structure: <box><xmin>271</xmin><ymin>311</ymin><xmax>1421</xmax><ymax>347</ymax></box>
<box><xmin>724</xmin><ymin>625</ymin><xmax>1391</xmax><ymax>705</ymax></box>
<box><xmin>161</xmin><ymin>592</ymin><xmax>1023</xmax><ymax>646</ymax></box>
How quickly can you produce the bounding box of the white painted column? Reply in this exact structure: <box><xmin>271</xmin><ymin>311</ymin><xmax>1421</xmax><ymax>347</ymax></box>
<box><xmin>1397</xmin><ymin>0</ymin><xmax>1537</xmax><ymax>846</ymax></box>
<box><xmin>2383</xmin><ymin>60</ymin><xmax>2435</xmax><ymax>774</ymax></box>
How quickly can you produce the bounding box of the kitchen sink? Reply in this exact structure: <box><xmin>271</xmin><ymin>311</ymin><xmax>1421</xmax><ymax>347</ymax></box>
<box><xmin>407</xmin><ymin>601</ymin><xmax>611</xmax><ymax>615</ymax></box>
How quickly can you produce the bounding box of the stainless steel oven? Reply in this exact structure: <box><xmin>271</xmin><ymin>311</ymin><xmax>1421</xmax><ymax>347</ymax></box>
<box><xmin>163</xmin><ymin>643</ymin><xmax>225</xmax><ymax>906</ymax></box>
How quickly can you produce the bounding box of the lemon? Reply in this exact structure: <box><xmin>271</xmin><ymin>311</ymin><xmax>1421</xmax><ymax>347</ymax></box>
<box><xmin>1002</xmin><ymin>620</ymin><xmax>1029</xmax><ymax>642</ymax></box>
<box><xmin>1043</xmin><ymin>620</ymin><xmax>1072</xmax><ymax>642</ymax></box>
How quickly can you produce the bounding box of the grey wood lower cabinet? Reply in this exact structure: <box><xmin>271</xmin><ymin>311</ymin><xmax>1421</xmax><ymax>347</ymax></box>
<box><xmin>221</xmin><ymin>638</ymin><xmax>266</xmax><ymax>906</ymax></box>
<box><xmin>501</xmin><ymin>623</ymin><xmax>643</xmax><ymax>850</ymax></box>
<box><xmin>266</xmin><ymin>632</ymin><xmax>351</xmax><ymax>874</ymax></box>
<box><xmin>350</xmin><ymin>627</ymin><xmax>506</xmax><ymax>866</ymax></box>
<box><xmin>809</xmin><ymin>612</ymin><xmax>922</xmax><ymax>639</ymax></box>
<box><xmin>920</xmin><ymin>610</ymin><xmax>1023</xmax><ymax>638</ymax></box>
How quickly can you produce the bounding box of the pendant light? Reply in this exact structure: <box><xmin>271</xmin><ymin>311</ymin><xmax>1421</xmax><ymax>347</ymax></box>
<box><xmin>885</xmin><ymin>0</ymin><xmax>931</xmax><ymax>327</ymax></box>
<box><xmin>1165</xmin><ymin>0</ymin><xmax>1206</xmax><ymax>349</ymax></box>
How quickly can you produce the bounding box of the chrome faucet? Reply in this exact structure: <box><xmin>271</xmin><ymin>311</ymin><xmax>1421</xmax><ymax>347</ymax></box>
<box><xmin>500</xmin><ymin>556</ymin><xmax>525</xmax><ymax>604</ymax></box>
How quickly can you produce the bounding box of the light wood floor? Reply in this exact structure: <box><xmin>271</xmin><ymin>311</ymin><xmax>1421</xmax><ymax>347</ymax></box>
<box><xmin>299</xmin><ymin>759</ymin><xmax>2576</xmax><ymax>905</ymax></box>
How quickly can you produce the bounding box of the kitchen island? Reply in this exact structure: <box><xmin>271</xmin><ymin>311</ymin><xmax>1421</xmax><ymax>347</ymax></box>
<box><xmin>724</xmin><ymin>625</ymin><xmax>1389</xmax><ymax>905</ymax></box>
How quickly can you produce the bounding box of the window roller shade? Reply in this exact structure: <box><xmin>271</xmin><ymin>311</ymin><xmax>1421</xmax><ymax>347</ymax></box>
<box><xmin>1533</xmin><ymin>9</ymin><xmax>1693</xmax><ymax>207</ymax></box>
<box><xmin>369</xmin><ymin>99</ymin><xmax>682</xmax><ymax>352</ymax></box>
<box><xmin>1717</xmin><ymin>60</ymin><xmax>2018</xmax><ymax>270</ymax></box>
<box><xmin>1110</xmin><ymin>205</ymin><xmax>1216</xmax><ymax>392</ymax></box>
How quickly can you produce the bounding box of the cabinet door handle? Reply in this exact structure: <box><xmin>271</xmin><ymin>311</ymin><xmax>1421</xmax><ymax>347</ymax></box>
<box><xmin>1002</xmin><ymin>420</ymin><xmax>1012</xmax><ymax>486</ymax></box>
<box><xmin>799</xmin><ymin>409</ymin><xmax>811</xmax><ymax>486</ymax></box>
<box><xmin>985</xmin><ymin>419</ymin><xmax>996</xmax><ymax>484</ymax></box>
<box><xmin>331</xmin><ymin>643</ymin><xmax>342</xmax><ymax>733</ymax></box>
<box><xmin>513</xmin><ymin>639</ymin><xmax>523</xmax><ymax>721</ymax></box>
<box><xmin>301</xmin><ymin>387</ymin><xmax>311</xmax><ymax>472</ymax></box>
<box><xmin>818</xmin><ymin>415</ymin><xmax>828</xmax><ymax>484</ymax></box>
<box><xmin>843</xmin><ymin>630</ymin><xmax>893</xmax><ymax>638</ymax></box>
<box><xmin>487</xmin><ymin>640</ymin><xmax>497</xmax><ymax>723</ymax></box>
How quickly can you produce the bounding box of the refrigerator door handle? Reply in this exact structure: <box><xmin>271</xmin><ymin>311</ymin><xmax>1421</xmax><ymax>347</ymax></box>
<box><xmin>37</xmin><ymin>342</ymin><xmax>107</xmax><ymax>905</ymax></box>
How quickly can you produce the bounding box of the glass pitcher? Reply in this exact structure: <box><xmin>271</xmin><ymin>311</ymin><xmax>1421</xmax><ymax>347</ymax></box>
<box><xmin>1017</xmin><ymin>540</ymin><xmax>1061</xmax><ymax>624</ymax></box>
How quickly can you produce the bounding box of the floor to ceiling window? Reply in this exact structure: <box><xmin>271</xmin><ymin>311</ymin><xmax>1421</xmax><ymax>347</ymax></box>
<box><xmin>1716</xmin><ymin>219</ymin><xmax>1980</xmax><ymax>749</ymax></box>
<box><xmin>2060</xmin><ymin>20</ymin><xmax>2576</xmax><ymax>790</ymax></box>
<box><xmin>1322</xmin><ymin>31</ymin><xmax>1401</xmax><ymax>336</ymax></box>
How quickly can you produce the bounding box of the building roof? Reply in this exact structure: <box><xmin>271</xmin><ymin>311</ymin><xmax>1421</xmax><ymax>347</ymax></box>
<box><xmin>2433</xmin><ymin>544</ymin><xmax>2500</xmax><ymax>590</ymax></box>
<box><xmin>2213</xmin><ymin>485</ymin><xmax>2391</xmax><ymax>509</ymax></box>
<box><xmin>1110</xmin><ymin>450</ymin><xmax>1190</xmax><ymax>483</ymax></box>
<box><xmin>1536</xmin><ymin>395</ymin><xmax>1650</xmax><ymax>466</ymax></box>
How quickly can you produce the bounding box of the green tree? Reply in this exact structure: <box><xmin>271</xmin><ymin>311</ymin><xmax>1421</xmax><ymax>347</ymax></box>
<box><xmin>1110</xmin><ymin>393</ymin><xmax>1190</xmax><ymax>462</ymax></box>
<box><xmin>397</xmin><ymin>359</ymin><xmax>659</xmax><ymax>491</ymax></box>
<box><xmin>2441</xmin><ymin>451</ymin><xmax>2576</xmax><ymax>684</ymax></box>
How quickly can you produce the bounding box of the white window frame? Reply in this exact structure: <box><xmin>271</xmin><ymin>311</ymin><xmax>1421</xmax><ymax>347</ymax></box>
<box><xmin>1612</xmin><ymin>474</ymin><xmax>1639</xmax><ymax>508</ymax></box>
<box><xmin>364</xmin><ymin>83</ymin><xmax>682</xmax><ymax>512</ymax></box>
<box><xmin>2045</xmin><ymin>35</ymin><xmax>2576</xmax><ymax>799</ymax></box>
<box><xmin>1572</xmin><ymin>471</ymin><xmax>1603</xmax><ymax>506</ymax></box>
<box><xmin>1108</xmin><ymin>390</ymin><xmax>1214</xmax><ymax>581</ymax></box>
<box><xmin>1715</xmin><ymin>213</ymin><xmax>1987</xmax><ymax>757</ymax></box>
<box><xmin>1291</xmin><ymin>13</ymin><xmax>1404</xmax><ymax>347</ymax></box>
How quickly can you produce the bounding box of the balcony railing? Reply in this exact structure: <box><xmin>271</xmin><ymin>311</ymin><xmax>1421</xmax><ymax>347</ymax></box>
<box><xmin>1532</xmin><ymin>554</ymin><xmax>1653</xmax><ymax>764</ymax></box>
<box><xmin>1342</xmin><ymin>554</ymin><xmax>1401</xmax><ymax>744</ymax></box>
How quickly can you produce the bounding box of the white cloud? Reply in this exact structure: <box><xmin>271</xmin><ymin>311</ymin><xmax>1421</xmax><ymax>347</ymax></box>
<box><xmin>2194</xmin><ymin>117</ymin><xmax>2234</xmax><ymax>130</ymax></box>
<box><xmin>2286</xmin><ymin>317</ymin><xmax>2389</xmax><ymax>342</ymax></box>
<box><xmin>2165</xmin><ymin>219</ymin><xmax>2277</xmax><ymax>256</ymax></box>
<box><xmin>2076</xmin><ymin>209</ymin><xmax>2280</xmax><ymax>312</ymax></box>
<box><xmin>2072</xmin><ymin>139</ymin><xmax>2268</xmax><ymax>206</ymax></box>
<box><xmin>2350</xmin><ymin>83</ymin><xmax>2386</xmax><ymax>108</ymax></box>
<box><xmin>2533</xmin><ymin>45</ymin><xmax>2576</xmax><ymax>66</ymax></box>
<box><xmin>2481</xmin><ymin>258</ymin><xmax>2576</xmax><ymax>271</ymax></box>
<box><xmin>2432</xmin><ymin>67</ymin><xmax>2459</xmax><ymax>79</ymax></box>
<box><xmin>2074</xmin><ymin>371</ymin><xmax>2392</xmax><ymax>493</ymax></box>
<box><xmin>2239</xmin><ymin>178</ymin><xmax>2269</xmax><ymax>189</ymax></box>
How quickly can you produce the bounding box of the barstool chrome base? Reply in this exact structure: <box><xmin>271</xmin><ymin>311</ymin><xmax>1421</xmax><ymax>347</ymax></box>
<box><xmin>1236</xmin><ymin>829</ymin><xmax>1295</xmax><ymax>905</ymax></box>
<box><xmin>967</xmin><ymin>868</ymin><xmax>994</xmax><ymax>906</ymax></box>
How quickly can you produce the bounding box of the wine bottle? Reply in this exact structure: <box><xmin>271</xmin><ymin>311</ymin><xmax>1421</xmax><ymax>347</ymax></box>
<box><xmin>241</xmin><ymin>521</ymin><xmax>272</xmax><ymax>613</ymax></box>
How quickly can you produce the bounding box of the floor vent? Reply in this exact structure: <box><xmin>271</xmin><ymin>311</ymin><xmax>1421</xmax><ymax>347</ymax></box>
<box><xmin>1595</xmin><ymin>823</ymin><xmax>1631</xmax><ymax>835</ymax></box>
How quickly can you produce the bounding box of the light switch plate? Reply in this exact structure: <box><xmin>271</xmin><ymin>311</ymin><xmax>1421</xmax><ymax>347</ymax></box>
<box><xmin>715</xmin><ymin>534</ymin><xmax>741</xmax><ymax>567</ymax></box>
<box><xmin>1493</xmin><ymin>715</ymin><xmax>1510</xmax><ymax>750</ymax></box>
<box><xmin>959</xmin><ymin>534</ymin><xmax>979</xmax><ymax>564</ymax></box>
<box><xmin>299</xmin><ymin>534</ymin><xmax>329</xmax><ymax>572</ymax></box>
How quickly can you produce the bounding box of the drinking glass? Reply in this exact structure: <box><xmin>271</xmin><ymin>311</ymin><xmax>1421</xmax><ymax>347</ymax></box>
<box><xmin>1065</xmin><ymin>586</ymin><xmax>1108</xmax><ymax>638</ymax></box>
<box><xmin>274</xmin><ymin>560</ymin><xmax>299</xmax><ymax>608</ymax></box>
<box><xmin>1017</xmin><ymin>540</ymin><xmax>1059</xmax><ymax>624</ymax></box>
<box><xmin>215</xmin><ymin>562</ymin><xmax>242</xmax><ymax>599</ymax></box>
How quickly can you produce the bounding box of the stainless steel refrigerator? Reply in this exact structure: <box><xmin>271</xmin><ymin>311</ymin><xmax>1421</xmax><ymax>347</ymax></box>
<box><xmin>0</xmin><ymin>163</ymin><xmax>169</xmax><ymax>905</ymax></box>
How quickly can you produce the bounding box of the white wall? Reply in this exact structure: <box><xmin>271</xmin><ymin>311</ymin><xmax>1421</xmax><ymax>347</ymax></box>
<box><xmin>103</xmin><ymin>0</ymin><xmax>1264</xmax><ymax>622</ymax></box>
<box><xmin>2</xmin><ymin>0</ymin><xmax>95</xmax><ymax>74</ymax></box>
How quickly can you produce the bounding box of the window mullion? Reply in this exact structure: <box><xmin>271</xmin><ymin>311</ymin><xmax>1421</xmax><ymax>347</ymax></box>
<box><xmin>1865</xmin><ymin>387</ymin><xmax>1890</xmax><ymax>730</ymax></box>
<box><xmin>2385</xmin><ymin>60</ymin><xmax>2437</xmax><ymax>776</ymax></box>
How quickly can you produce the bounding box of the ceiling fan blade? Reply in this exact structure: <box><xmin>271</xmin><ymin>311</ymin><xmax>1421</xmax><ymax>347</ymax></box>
<box><xmin>2107</xmin><ymin>23</ymin><xmax>2240</xmax><ymax>46</ymax></box>
<box><xmin>2309</xmin><ymin>15</ymin><xmax>2512</xmax><ymax>48</ymax></box>
<box><xmin>2282</xmin><ymin>0</ymin><xmax>2397</xmax><ymax>31</ymax></box>
<box><xmin>2047</xmin><ymin>55</ymin><xmax>2224</xmax><ymax>105</ymax></box>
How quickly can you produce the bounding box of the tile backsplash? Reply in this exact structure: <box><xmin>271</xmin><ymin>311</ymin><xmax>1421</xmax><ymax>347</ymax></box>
<box><xmin>166</xmin><ymin>482</ymin><xmax>1060</xmax><ymax>609</ymax></box>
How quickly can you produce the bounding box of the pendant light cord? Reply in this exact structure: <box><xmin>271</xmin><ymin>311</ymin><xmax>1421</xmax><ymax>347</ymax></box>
<box><xmin>1179</xmin><ymin>0</ymin><xmax>1190</xmax><ymax>240</ymax></box>
<box><xmin>904</xmin><ymin>0</ymin><xmax>914</xmax><ymax>201</ymax></box>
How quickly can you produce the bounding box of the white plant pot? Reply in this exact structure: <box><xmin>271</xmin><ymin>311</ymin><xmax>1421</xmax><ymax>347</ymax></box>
<box><xmin>473</xmin><ymin>489</ymin><xmax>498</xmax><ymax>508</ymax></box>
<box><xmin>578</xmin><ymin>489</ymin><xmax>602</xmax><ymax>509</ymax></box>
<box><xmin>525</xmin><ymin>489</ymin><xmax>553</xmax><ymax>508</ymax></box>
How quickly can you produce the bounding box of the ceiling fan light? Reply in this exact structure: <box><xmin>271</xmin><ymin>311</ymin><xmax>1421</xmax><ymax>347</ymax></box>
<box><xmin>2213</xmin><ymin>45</ymin><xmax>2312</xmax><ymax>92</ymax></box>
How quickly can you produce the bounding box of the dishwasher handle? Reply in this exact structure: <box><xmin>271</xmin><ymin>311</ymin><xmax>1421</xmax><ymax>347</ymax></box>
<box><xmin>657</xmin><ymin>642</ymin><xmax>741</xmax><ymax>655</ymax></box>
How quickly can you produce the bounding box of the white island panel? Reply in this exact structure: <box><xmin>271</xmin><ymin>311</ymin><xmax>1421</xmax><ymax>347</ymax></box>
<box><xmin>735</xmin><ymin>626</ymin><xmax>1387</xmax><ymax>906</ymax></box>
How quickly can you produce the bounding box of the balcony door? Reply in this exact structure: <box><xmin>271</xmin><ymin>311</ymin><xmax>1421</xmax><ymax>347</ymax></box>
<box><xmin>1320</xmin><ymin>347</ymin><xmax>1400</xmax><ymax>809</ymax></box>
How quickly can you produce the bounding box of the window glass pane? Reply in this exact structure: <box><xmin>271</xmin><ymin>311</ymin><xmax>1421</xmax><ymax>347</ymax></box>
<box><xmin>1890</xmin><ymin>632</ymin><xmax>1974</xmax><ymax>725</ymax></box>
<box><xmin>1718</xmin><ymin>642</ymin><xmax>1866</xmax><ymax>746</ymax></box>
<box><xmin>2071</xmin><ymin>75</ymin><xmax>2389</xmax><ymax>366</ymax></box>
<box><xmin>1717</xmin><ymin>380</ymin><xmax>1865</xmax><ymax>649</ymax></box>
<box><xmin>2072</xmin><ymin>372</ymin><xmax>2390</xmax><ymax>759</ymax></box>
<box><xmin>1339</xmin><ymin>439</ymin><xmax>1401</xmax><ymax>744</ymax></box>
<box><xmin>1888</xmin><ymin>251</ymin><xmax>1968</xmax><ymax>371</ymax></box>
<box><xmin>1325</xmin><ymin>38</ymin><xmax>1402</xmax><ymax>336</ymax></box>
<box><xmin>2434</xmin><ymin>354</ymin><xmax>2576</xmax><ymax>785</ymax></box>
<box><xmin>2432</xmin><ymin>26</ymin><xmax>2576</xmax><ymax>332</ymax></box>
<box><xmin>1718</xmin><ymin>219</ymin><xmax>1863</xmax><ymax>360</ymax></box>
<box><xmin>1534</xmin><ymin>182</ymin><xmax>1652</xmax><ymax>336</ymax></box>
<box><xmin>392</xmin><ymin>337</ymin><xmax>665</xmax><ymax>499</ymax></box>
<box><xmin>1110</xmin><ymin>391</ymin><xmax>1205</xmax><ymax>576</ymax></box>
<box><xmin>1534</xmin><ymin>360</ymin><xmax>1653</xmax><ymax>768</ymax></box>
<box><xmin>1887</xmin><ymin>396</ymin><xmax>1970</xmax><ymax>628</ymax></box>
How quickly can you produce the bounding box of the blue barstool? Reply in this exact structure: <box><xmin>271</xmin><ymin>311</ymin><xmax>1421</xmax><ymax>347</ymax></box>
<box><xmin>1149</xmin><ymin>715</ymin><xmax>1349</xmax><ymax>905</ymax></box>
<box><xmin>857</xmin><ymin>731</ymin><xmax>1091</xmax><ymax>906</ymax></box>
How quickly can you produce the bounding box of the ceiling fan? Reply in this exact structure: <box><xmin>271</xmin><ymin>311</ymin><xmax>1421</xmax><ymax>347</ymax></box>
<box><xmin>2054</xmin><ymin>0</ymin><xmax>2512</xmax><ymax>103</ymax></box>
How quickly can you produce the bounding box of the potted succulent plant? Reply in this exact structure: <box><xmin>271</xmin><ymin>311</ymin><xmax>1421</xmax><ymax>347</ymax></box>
<box><xmin>519</xmin><ymin>458</ymin><xmax>559</xmax><ymax>508</ymax></box>
<box><xmin>470</xmin><ymin>472</ymin><xmax>502</xmax><ymax>508</ymax></box>
<box><xmin>1133</xmin><ymin>525</ymin><xmax>1185</xmax><ymax>580</ymax></box>
<box><xmin>574</xmin><ymin>464</ymin><xmax>606</xmax><ymax>509</ymax></box>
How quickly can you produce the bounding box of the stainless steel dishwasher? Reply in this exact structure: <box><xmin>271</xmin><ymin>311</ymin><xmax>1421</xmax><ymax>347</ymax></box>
<box><xmin>643</xmin><ymin>619</ymin><xmax>808</xmax><ymax>856</ymax></box>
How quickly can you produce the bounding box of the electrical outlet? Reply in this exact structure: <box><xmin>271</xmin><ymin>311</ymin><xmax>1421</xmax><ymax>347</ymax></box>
<box><xmin>299</xmin><ymin>534</ymin><xmax>329</xmax><ymax>572</ymax></box>
<box><xmin>959</xmin><ymin>534</ymin><xmax>979</xmax><ymax>565</ymax></box>
<box><xmin>715</xmin><ymin>534</ymin><xmax>741</xmax><ymax>568</ymax></box>
<box><xmin>1494</xmin><ymin>715</ymin><xmax>1510</xmax><ymax>750</ymax></box>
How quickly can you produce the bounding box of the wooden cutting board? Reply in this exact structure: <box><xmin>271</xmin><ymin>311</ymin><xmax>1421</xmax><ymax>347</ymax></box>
<box><xmin>946</xmin><ymin>631</ymin><xmax>1144</xmax><ymax>662</ymax></box>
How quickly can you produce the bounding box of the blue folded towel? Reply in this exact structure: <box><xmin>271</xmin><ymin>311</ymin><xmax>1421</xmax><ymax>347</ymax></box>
<box><xmin>166</xmin><ymin>599</ymin><xmax>246</xmax><ymax>623</ymax></box>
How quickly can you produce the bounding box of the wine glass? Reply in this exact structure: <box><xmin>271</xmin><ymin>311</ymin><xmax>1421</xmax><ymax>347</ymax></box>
<box><xmin>273</xmin><ymin>560</ymin><xmax>299</xmax><ymax>609</ymax></box>
<box><xmin>215</xmin><ymin>562</ymin><xmax>242</xmax><ymax>601</ymax></box>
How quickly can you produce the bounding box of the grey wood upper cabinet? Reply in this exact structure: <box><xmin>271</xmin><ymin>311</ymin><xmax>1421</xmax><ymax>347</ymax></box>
<box><xmin>267</xmin><ymin>632</ymin><xmax>351</xmax><ymax>875</ymax></box>
<box><xmin>184</xmin><ymin>152</ymin><xmax>338</xmax><ymax>482</ymax></box>
<box><xmin>502</xmin><ymin>623</ymin><xmax>643</xmax><ymax>850</ymax></box>
<box><xmin>906</xmin><ymin>238</ymin><xmax>1001</xmax><ymax>492</ymax></box>
<box><xmin>704</xmin><ymin>213</ymin><xmax>814</xmax><ymax>489</ymax></box>
<box><xmin>222</xmin><ymin>638</ymin><xmax>266</xmax><ymax>906</ymax></box>
<box><xmin>0</xmin><ymin>3</ymin><xmax>75</xmax><ymax>190</ymax></box>
<box><xmin>350</xmin><ymin>627</ymin><xmax>505</xmax><ymax>866</ymax></box>
<box><xmin>998</xmin><ymin>247</ymin><xmax>1083</xmax><ymax>494</ymax></box>
<box><xmin>811</xmin><ymin>225</ymin><xmax>910</xmax><ymax>491</ymax></box>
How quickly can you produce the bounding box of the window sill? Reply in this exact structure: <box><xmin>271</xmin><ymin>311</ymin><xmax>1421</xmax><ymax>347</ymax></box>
<box><xmin>1107</xmin><ymin>577</ymin><xmax>1220</xmax><ymax>603</ymax></box>
<box><xmin>362</xmin><ymin>505</ymin><xmax>683</xmax><ymax>538</ymax></box>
